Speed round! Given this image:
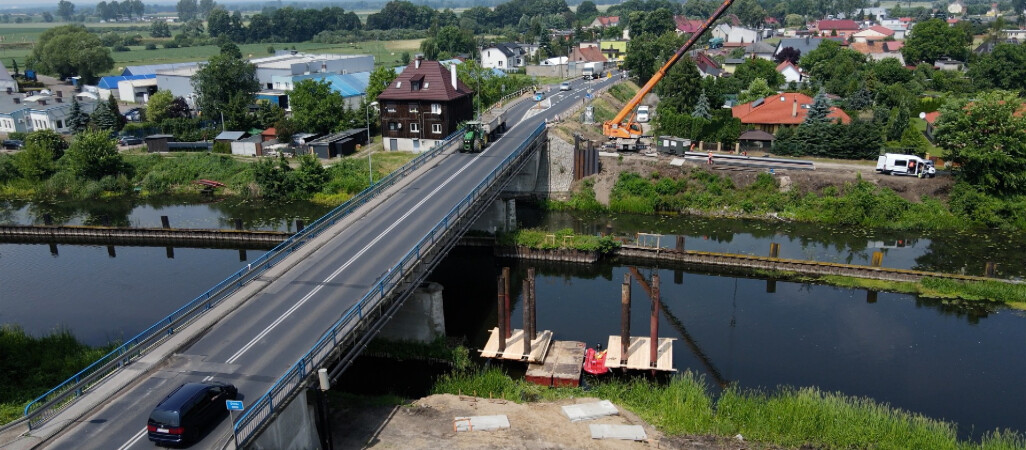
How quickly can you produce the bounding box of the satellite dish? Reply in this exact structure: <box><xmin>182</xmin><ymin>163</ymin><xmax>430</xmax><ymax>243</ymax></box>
<box><xmin>919</xmin><ymin>112</ymin><xmax>927</xmax><ymax>120</ymax></box>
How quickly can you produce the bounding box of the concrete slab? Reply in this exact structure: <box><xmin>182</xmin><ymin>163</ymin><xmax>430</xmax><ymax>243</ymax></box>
<box><xmin>453</xmin><ymin>415</ymin><xmax>510</xmax><ymax>432</ymax></box>
<box><xmin>561</xmin><ymin>400</ymin><xmax>618</xmax><ymax>422</ymax></box>
<box><xmin>589</xmin><ymin>424</ymin><xmax>647</xmax><ymax>441</ymax></box>
<box><xmin>670</xmin><ymin>158</ymin><xmax>685</xmax><ymax>166</ymax></box>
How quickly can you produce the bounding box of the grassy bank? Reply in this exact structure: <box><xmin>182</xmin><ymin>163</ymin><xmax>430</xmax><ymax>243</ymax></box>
<box><xmin>550</xmin><ymin>169</ymin><xmax>1026</xmax><ymax>232</ymax></box>
<box><xmin>0</xmin><ymin>326</ymin><xmax>118</xmax><ymax>425</ymax></box>
<box><xmin>432</xmin><ymin>368</ymin><xmax>1025</xmax><ymax>450</ymax></box>
<box><xmin>497</xmin><ymin>227</ymin><xmax>619</xmax><ymax>254</ymax></box>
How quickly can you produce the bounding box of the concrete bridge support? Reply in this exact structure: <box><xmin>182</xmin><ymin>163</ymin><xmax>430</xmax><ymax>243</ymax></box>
<box><xmin>470</xmin><ymin>198</ymin><xmax>517</xmax><ymax>234</ymax></box>
<box><xmin>378</xmin><ymin>282</ymin><xmax>446</xmax><ymax>343</ymax></box>
<box><xmin>250</xmin><ymin>389</ymin><xmax>320</xmax><ymax>450</ymax></box>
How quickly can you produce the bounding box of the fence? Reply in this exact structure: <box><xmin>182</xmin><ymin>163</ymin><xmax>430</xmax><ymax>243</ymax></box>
<box><xmin>20</xmin><ymin>126</ymin><xmax>466</xmax><ymax>429</ymax></box>
<box><xmin>232</xmin><ymin>121</ymin><xmax>548</xmax><ymax>447</ymax></box>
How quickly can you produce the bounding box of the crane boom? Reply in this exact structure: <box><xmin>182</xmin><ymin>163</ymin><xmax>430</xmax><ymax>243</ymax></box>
<box><xmin>602</xmin><ymin>0</ymin><xmax>737</xmax><ymax>139</ymax></box>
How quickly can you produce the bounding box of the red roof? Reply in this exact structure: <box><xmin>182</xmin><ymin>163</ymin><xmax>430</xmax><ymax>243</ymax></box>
<box><xmin>595</xmin><ymin>16</ymin><xmax>619</xmax><ymax>27</ymax></box>
<box><xmin>261</xmin><ymin>127</ymin><xmax>276</xmax><ymax>136</ymax></box>
<box><xmin>732</xmin><ymin>92</ymin><xmax>851</xmax><ymax>126</ymax></box>
<box><xmin>674</xmin><ymin>16</ymin><xmax>705</xmax><ymax>33</ymax></box>
<box><xmin>376</xmin><ymin>59</ymin><xmax>473</xmax><ymax>102</ymax></box>
<box><xmin>572</xmin><ymin>46</ymin><xmax>606</xmax><ymax>63</ymax></box>
<box><xmin>817</xmin><ymin>19</ymin><xmax>860</xmax><ymax>31</ymax></box>
<box><xmin>866</xmin><ymin>25</ymin><xmax>895</xmax><ymax>36</ymax></box>
<box><xmin>776</xmin><ymin>61</ymin><xmax>798</xmax><ymax>72</ymax></box>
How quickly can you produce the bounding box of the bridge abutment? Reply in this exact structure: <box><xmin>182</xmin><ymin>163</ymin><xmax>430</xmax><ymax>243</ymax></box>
<box><xmin>378</xmin><ymin>282</ymin><xmax>446</xmax><ymax>343</ymax></box>
<box><xmin>249</xmin><ymin>389</ymin><xmax>320</xmax><ymax>450</ymax></box>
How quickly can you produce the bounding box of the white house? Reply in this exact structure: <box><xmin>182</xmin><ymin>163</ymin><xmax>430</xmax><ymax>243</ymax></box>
<box><xmin>480</xmin><ymin>43</ymin><xmax>529</xmax><ymax>71</ymax></box>
<box><xmin>776</xmin><ymin>61</ymin><xmax>803</xmax><ymax>84</ymax></box>
<box><xmin>852</xmin><ymin>25</ymin><xmax>895</xmax><ymax>43</ymax></box>
<box><xmin>0</xmin><ymin>93</ymin><xmax>96</xmax><ymax>134</ymax></box>
<box><xmin>712</xmin><ymin>24</ymin><xmax>761</xmax><ymax>43</ymax></box>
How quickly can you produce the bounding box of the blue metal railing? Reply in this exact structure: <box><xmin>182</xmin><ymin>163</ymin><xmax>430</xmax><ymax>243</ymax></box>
<box><xmin>232</xmin><ymin>121</ymin><xmax>548</xmax><ymax>446</ymax></box>
<box><xmin>22</xmin><ymin>131</ymin><xmax>464</xmax><ymax>428</ymax></box>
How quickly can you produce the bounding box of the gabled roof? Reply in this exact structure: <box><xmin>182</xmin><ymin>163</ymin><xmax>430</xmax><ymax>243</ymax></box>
<box><xmin>857</xmin><ymin>25</ymin><xmax>895</xmax><ymax>36</ymax></box>
<box><xmin>693</xmin><ymin>53</ymin><xmax>722</xmax><ymax>77</ymax></box>
<box><xmin>215</xmin><ymin>131</ymin><xmax>248</xmax><ymax>141</ymax></box>
<box><xmin>594</xmin><ymin>16</ymin><xmax>619</xmax><ymax>27</ymax></box>
<box><xmin>745</xmin><ymin>41</ymin><xmax>777</xmax><ymax>55</ymax></box>
<box><xmin>776</xmin><ymin>61</ymin><xmax>799</xmax><ymax>73</ymax></box>
<box><xmin>674</xmin><ymin>16</ymin><xmax>705</xmax><ymax>34</ymax></box>
<box><xmin>376</xmin><ymin>59</ymin><xmax>472</xmax><ymax>102</ymax></box>
<box><xmin>850</xmin><ymin>41</ymin><xmax>903</xmax><ymax>55</ymax></box>
<box><xmin>816</xmin><ymin>19</ymin><xmax>860</xmax><ymax>30</ymax></box>
<box><xmin>775</xmin><ymin>37</ymin><xmax>845</xmax><ymax>55</ymax></box>
<box><xmin>732</xmin><ymin>92</ymin><xmax>851</xmax><ymax>126</ymax></box>
<box><xmin>122</xmin><ymin>62</ymin><xmax>199</xmax><ymax>76</ymax></box>
<box><xmin>98</xmin><ymin>74</ymin><xmax>156</xmax><ymax>90</ymax></box>
<box><xmin>572</xmin><ymin>46</ymin><xmax>606</xmax><ymax>63</ymax></box>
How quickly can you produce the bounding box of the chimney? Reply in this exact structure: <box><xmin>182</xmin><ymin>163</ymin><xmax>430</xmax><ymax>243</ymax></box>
<box><xmin>792</xmin><ymin>98</ymin><xmax>798</xmax><ymax>117</ymax></box>
<box><xmin>415</xmin><ymin>54</ymin><xmax>423</xmax><ymax>69</ymax></box>
<box><xmin>451</xmin><ymin>63</ymin><xmax>458</xmax><ymax>90</ymax></box>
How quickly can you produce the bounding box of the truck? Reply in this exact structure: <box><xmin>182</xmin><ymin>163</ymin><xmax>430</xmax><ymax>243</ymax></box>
<box><xmin>876</xmin><ymin>153</ymin><xmax>936</xmax><ymax>178</ymax></box>
<box><xmin>461</xmin><ymin>110</ymin><xmax>507</xmax><ymax>153</ymax></box>
<box><xmin>582</xmin><ymin>62</ymin><xmax>604</xmax><ymax>80</ymax></box>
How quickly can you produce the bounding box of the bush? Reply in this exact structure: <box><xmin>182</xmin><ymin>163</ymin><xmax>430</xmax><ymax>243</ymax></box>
<box><xmin>112</xmin><ymin>45</ymin><xmax>129</xmax><ymax>52</ymax></box>
<box><xmin>163</xmin><ymin>42</ymin><xmax>179</xmax><ymax>49</ymax></box>
<box><xmin>145</xmin><ymin>43</ymin><xmax>157</xmax><ymax>50</ymax></box>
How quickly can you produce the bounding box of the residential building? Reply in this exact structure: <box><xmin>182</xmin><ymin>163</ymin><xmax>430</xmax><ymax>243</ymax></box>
<box><xmin>934</xmin><ymin>58</ymin><xmax>965</xmax><ymax>71</ymax></box>
<box><xmin>732</xmin><ymin>92</ymin><xmax>851</xmax><ymax>134</ymax></box>
<box><xmin>1003</xmin><ymin>29</ymin><xmax>1026</xmax><ymax>41</ymax></box>
<box><xmin>674</xmin><ymin>16</ymin><xmax>705</xmax><ymax>35</ymax></box>
<box><xmin>712</xmin><ymin>24</ymin><xmax>761</xmax><ymax>43</ymax></box>
<box><xmin>692</xmin><ymin>52</ymin><xmax>723</xmax><ymax>78</ymax></box>
<box><xmin>480</xmin><ymin>43</ymin><xmax>530</xmax><ymax>72</ymax></box>
<box><xmin>776</xmin><ymin>61</ymin><xmax>802</xmax><ymax>84</ymax></box>
<box><xmin>852</xmin><ymin>25</ymin><xmax>895</xmax><ymax>43</ymax></box>
<box><xmin>375</xmin><ymin>57</ymin><xmax>474</xmax><ymax>153</ymax></box>
<box><xmin>774</xmin><ymin>37</ymin><xmax>846</xmax><ymax>58</ymax></box>
<box><xmin>814</xmin><ymin>19</ymin><xmax>861</xmax><ymax>38</ymax></box>
<box><xmin>0</xmin><ymin>62</ymin><xmax>17</xmax><ymax>94</ymax></box>
<box><xmin>599</xmin><ymin>40</ymin><xmax>628</xmax><ymax>63</ymax></box>
<box><xmin>568</xmin><ymin>46</ymin><xmax>606</xmax><ymax>65</ymax></box>
<box><xmin>722</xmin><ymin>58</ymin><xmax>746</xmax><ymax>75</ymax></box>
<box><xmin>589</xmin><ymin>16</ymin><xmax>620</xmax><ymax>28</ymax></box>
<box><xmin>743</xmin><ymin>41</ymin><xmax>778</xmax><ymax>61</ymax></box>
<box><xmin>850</xmin><ymin>41</ymin><xmax>905</xmax><ymax>64</ymax></box>
<box><xmin>0</xmin><ymin>91</ymin><xmax>96</xmax><ymax>134</ymax></box>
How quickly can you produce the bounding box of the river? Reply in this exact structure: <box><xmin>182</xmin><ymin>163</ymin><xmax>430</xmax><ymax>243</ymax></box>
<box><xmin>1</xmin><ymin>199</ymin><xmax>1023</xmax><ymax>440</ymax></box>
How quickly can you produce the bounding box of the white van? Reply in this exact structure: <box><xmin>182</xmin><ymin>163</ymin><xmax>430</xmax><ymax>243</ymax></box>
<box><xmin>876</xmin><ymin>153</ymin><xmax>936</xmax><ymax>178</ymax></box>
<box><xmin>636</xmin><ymin>105</ymin><xmax>650</xmax><ymax>122</ymax></box>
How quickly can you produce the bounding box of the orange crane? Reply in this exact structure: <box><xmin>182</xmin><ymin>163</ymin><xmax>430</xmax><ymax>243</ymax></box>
<box><xmin>602</xmin><ymin>0</ymin><xmax>738</xmax><ymax>139</ymax></box>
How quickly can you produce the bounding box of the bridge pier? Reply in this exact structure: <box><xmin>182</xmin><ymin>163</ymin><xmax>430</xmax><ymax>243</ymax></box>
<box><xmin>470</xmin><ymin>198</ymin><xmax>518</xmax><ymax>234</ymax></box>
<box><xmin>249</xmin><ymin>389</ymin><xmax>320</xmax><ymax>450</ymax></box>
<box><xmin>377</xmin><ymin>282</ymin><xmax>446</xmax><ymax>343</ymax></box>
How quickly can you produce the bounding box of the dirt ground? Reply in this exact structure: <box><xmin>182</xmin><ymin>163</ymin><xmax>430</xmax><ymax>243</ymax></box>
<box><xmin>331</xmin><ymin>394</ymin><xmax>750</xmax><ymax>450</ymax></box>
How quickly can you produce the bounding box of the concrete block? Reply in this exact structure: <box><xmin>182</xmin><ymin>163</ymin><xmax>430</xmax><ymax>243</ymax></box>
<box><xmin>589</xmin><ymin>424</ymin><xmax>647</xmax><ymax>441</ymax></box>
<box><xmin>453</xmin><ymin>415</ymin><xmax>510</xmax><ymax>432</ymax></box>
<box><xmin>561</xmin><ymin>400</ymin><xmax>618</xmax><ymax>422</ymax></box>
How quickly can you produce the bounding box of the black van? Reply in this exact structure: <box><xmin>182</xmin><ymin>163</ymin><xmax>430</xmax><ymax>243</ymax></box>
<box><xmin>147</xmin><ymin>382</ymin><xmax>239</xmax><ymax>446</ymax></box>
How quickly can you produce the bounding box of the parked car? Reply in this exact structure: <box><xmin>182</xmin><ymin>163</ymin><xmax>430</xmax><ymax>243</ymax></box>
<box><xmin>636</xmin><ymin>105</ymin><xmax>650</xmax><ymax>123</ymax></box>
<box><xmin>123</xmin><ymin>108</ymin><xmax>143</xmax><ymax>122</ymax></box>
<box><xmin>118</xmin><ymin>136</ymin><xmax>143</xmax><ymax>146</ymax></box>
<box><xmin>1</xmin><ymin>139</ymin><xmax>24</xmax><ymax>150</ymax></box>
<box><xmin>147</xmin><ymin>382</ymin><xmax>239</xmax><ymax>446</ymax></box>
<box><xmin>559</xmin><ymin>81</ymin><xmax>572</xmax><ymax>91</ymax></box>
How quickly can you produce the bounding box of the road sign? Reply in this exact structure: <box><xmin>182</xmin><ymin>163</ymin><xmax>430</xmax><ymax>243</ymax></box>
<box><xmin>586</xmin><ymin>93</ymin><xmax>592</xmax><ymax>99</ymax></box>
<box><xmin>226</xmin><ymin>400</ymin><xmax>244</xmax><ymax>411</ymax></box>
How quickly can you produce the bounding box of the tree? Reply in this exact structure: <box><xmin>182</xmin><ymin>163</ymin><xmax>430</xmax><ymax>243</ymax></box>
<box><xmin>146</xmin><ymin>90</ymin><xmax>174</xmax><ymax>123</ymax></box>
<box><xmin>654</xmin><ymin>55</ymin><xmax>702</xmax><ymax>114</ymax></box>
<box><xmin>42</xmin><ymin>12</ymin><xmax>54</xmax><ymax>23</ymax></box>
<box><xmin>66</xmin><ymin>98</ymin><xmax>90</xmax><ymax>133</ymax></box>
<box><xmin>737</xmin><ymin>77</ymin><xmax>776</xmax><ymax>104</ymax></box>
<box><xmin>255</xmin><ymin>102</ymin><xmax>285</xmax><ymax>129</ymax></box>
<box><xmin>734</xmin><ymin>58</ymin><xmax>785</xmax><ymax>88</ymax></box>
<box><xmin>734</xmin><ymin>0</ymin><xmax>767</xmax><ymax>27</ymax></box>
<box><xmin>91</xmin><ymin>95</ymin><xmax>123</xmax><ymax>131</ymax></box>
<box><xmin>630</xmin><ymin>8</ymin><xmax>675</xmax><ymax>37</ymax></box>
<box><xmin>191</xmin><ymin>43</ymin><xmax>259</xmax><ymax>121</ymax></box>
<box><xmin>886</xmin><ymin>106</ymin><xmax>909</xmax><ymax>141</ymax></box>
<box><xmin>150</xmin><ymin>19</ymin><xmax>171</xmax><ymax>38</ymax></box>
<box><xmin>14</xmin><ymin>130</ymin><xmax>69</xmax><ymax>181</ymax></box>
<box><xmin>177</xmin><ymin>0</ymin><xmax>198</xmax><ymax>21</ymax></box>
<box><xmin>207</xmin><ymin>8</ymin><xmax>232</xmax><ymax>37</ymax></box>
<box><xmin>933</xmin><ymin>91</ymin><xmax>1026</xmax><ymax>195</ymax></box>
<box><xmin>56</xmin><ymin>0</ymin><xmax>75</xmax><ymax>21</ymax></box>
<box><xmin>27</xmin><ymin>25</ymin><xmax>113</xmax><ymax>83</ymax></box>
<box><xmin>366</xmin><ymin>65</ymin><xmax>398</xmax><ymax>103</ymax></box>
<box><xmin>290</xmin><ymin>80</ymin><xmax>348</xmax><ymax>133</ymax></box>
<box><xmin>577</xmin><ymin>1</ymin><xmax>599</xmax><ymax>22</ymax></box>
<box><xmin>804</xmin><ymin>88</ymin><xmax>833</xmax><ymax>125</ymax></box>
<box><xmin>166</xmin><ymin>97</ymin><xmax>191</xmax><ymax>119</ymax></box>
<box><xmin>10</xmin><ymin>59</ymin><xmax>18</xmax><ymax>77</ymax></box>
<box><xmin>198</xmin><ymin>0</ymin><xmax>217</xmax><ymax>18</ymax></box>
<box><xmin>901</xmin><ymin>18</ymin><xmax>970</xmax><ymax>65</ymax></box>
<box><xmin>692</xmin><ymin>90</ymin><xmax>712</xmax><ymax>119</ymax></box>
<box><xmin>967</xmin><ymin>43</ymin><xmax>1026</xmax><ymax>93</ymax></box>
<box><xmin>63</xmin><ymin>130</ymin><xmax>126</xmax><ymax>180</ymax></box>
<box><xmin>775</xmin><ymin>47</ymin><xmax>801</xmax><ymax>64</ymax></box>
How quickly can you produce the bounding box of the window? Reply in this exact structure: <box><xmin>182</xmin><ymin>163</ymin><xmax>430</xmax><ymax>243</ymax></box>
<box><xmin>395</xmin><ymin>81</ymin><xmax>402</xmax><ymax>88</ymax></box>
<box><xmin>56</xmin><ymin>119</ymin><xmax>64</xmax><ymax>129</ymax></box>
<box><xmin>412</xmin><ymin>81</ymin><xmax>421</xmax><ymax>90</ymax></box>
<box><xmin>410</xmin><ymin>123</ymin><xmax>419</xmax><ymax>133</ymax></box>
<box><xmin>388</xmin><ymin>122</ymin><xmax>399</xmax><ymax>131</ymax></box>
<box><xmin>409</xmin><ymin>103</ymin><xmax>418</xmax><ymax>113</ymax></box>
<box><xmin>386</xmin><ymin>103</ymin><xmax>397</xmax><ymax>113</ymax></box>
<box><xmin>431</xmin><ymin>124</ymin><xmax>442</xmax><ymax>134</ymax></box>
<box><xmin>431</xmin><ymin>103</ymin><xmax>441</xmax><ymax>114</ymax></box>
<box><xmin>423</xmin><ymin>82</ymin><xmax>429</xmax><ymax>89</ymax></box>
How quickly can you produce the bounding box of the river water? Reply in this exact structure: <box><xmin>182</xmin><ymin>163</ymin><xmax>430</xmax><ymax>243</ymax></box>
<box><xmin>1</xmin><ymin>200</ymin><xmax>1023</xmax><ymax>439</ymax></box>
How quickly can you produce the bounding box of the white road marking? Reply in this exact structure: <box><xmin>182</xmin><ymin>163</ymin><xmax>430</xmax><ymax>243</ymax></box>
<box><xmin>225</xmin><ymin>145</ymin><xmax>485</xmax><ymax>365</ymax></box>
<box><xmin>117</xmin><ymin>427</ymin><xmax>147</xmax><ymax>450</ymax></box>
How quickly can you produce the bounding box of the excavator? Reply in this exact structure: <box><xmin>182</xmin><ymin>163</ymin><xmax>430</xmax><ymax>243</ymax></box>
<box><xmin>602</xmin><ymin>0</ymin><xmax>737</xmax><ymax>139</ymax></box>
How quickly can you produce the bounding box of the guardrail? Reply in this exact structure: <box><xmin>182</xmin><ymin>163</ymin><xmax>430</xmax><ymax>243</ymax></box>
<box><xmin>22</xmin><ymin>129</ymin><xmax>465</xmax><ymax>429</ymax></box>
<box><xmin>233</xmin><ymin>121</ymin><xmax>548</xmax><ymax>447</ymax></box>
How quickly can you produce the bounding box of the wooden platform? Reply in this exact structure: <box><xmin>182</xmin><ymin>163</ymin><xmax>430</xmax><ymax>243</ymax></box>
<box><xmin>479</xmin><ymin>328</ymin><xmax>554</xmax><ymax>363</ymax></box>
<box><xmin>604</xmin><ymin>336</ymin><xmax>676</xmax><ymax>371</ymax></box>
<box><xmin>526</xmin><ymin>341</ymin><xmax>586</xmax><ymax>387</ymax></box>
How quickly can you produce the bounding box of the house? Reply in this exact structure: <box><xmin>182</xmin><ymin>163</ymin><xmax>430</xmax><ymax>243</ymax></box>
<box><xmin>731</xmin><ymin>92</ymin><xmax>851</xmax><ymax>134</ymax></box>
<box><xmin>0</xmin><ymin>62</ymin><xmax>17</xmax><ymax>94</ymax></box>
<box><xmin>774</xmin><ymin>37</ymin><xmax>846</xmax><ymax>58</ymax></box>
<box><xmin>589</xmin><ymin>16</ymin><xmax>620</xmax><ymax>28</ymax></box>
<box><xmin>96</xmin><ymin>75</ymin><xmax>155</xmax><ymax>102</ymax></box>
<box><xmin>674</xmin><ymin>16</ymin><xmax>706</xmax><ymax>35</ymax></box>
<box><xmin>934</xmin><ymin>58</ymin><xmax>965</xmax><ymax>71</ymax></box>
<box><xmin>481</xmin><ymin>43</ymin><xmax>530</xmax><ymax>72</ymax></box>
<box><xmin>1002</xmin><ymin>29</ymin><xmax>1026</xmax><ymax>41</ymax></box>
<box><xmin>712</xmin><ymin>24</ymin><xmax>761</xmax><ymax>43</ymax></box>
<box><xmin>776</xmin><ymin>61</ymin><xmax>803</xmax><ymax>84</ymax></box>
<box><xmin>693</xmin><ymin>52</ymin><xmax>723</xmax><ymax>78</ymax></box>
<box><xmin>599</xmin><ymin>40</ymin><xmax>628</xmax><ymax>63</ymax></box>
<box><xmin>879</xmin><ymin>19</ymin><xmax>909</xmax><ymax>39</ymax></box>
<box><xmin>722</xmin><ymin>58</ymin><xmax>746</xmax><ymax>74</ymax></box>
<box><xmin>852</xmin><ymin>25</ymin><xmax>895</xmax><ymax>43</ymax></box>
<box><xmin>744</xmin><ymin>41</ymin><xmax>778</xmax><ymax>61</ymax></box>
<box><xmin>0</xmin><ymin>92</ymin><xmax>97</xmax><ymax>134</ymax></box>
<box><xmin>568</xmin><ymin>46</ymin><xmax>607</xmax><ymax>65</ymax></box>
<box><xmin>850</xmin><ymin>41</ymin><xmax>905</xmax><ymax>64</ymax></box>
<box><xmin>814</xmin><ymin>19</ymin><xmax>861</xmax><ymax>38</ymax></box>
<box><xmin>375</xmin><ymin>56</ymin><xmax>474</xmax><ymax>153</ymax></box>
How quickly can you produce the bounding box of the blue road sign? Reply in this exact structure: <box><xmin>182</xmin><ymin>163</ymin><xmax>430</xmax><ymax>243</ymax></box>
<box><xmin>226</xmin><ymin>400</ymin><xmax>244</xmax><ymax>411</ymax></box>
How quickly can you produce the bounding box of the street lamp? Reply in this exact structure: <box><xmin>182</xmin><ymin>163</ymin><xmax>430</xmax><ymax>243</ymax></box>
<box><xmin>365</xmin><ymin>101</ymin><xmax>378</xmax><ymax>185</ymax></box>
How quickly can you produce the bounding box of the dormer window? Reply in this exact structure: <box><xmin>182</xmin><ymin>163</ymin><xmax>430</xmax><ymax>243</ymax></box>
<box><xmin>412</xmin><ymin>81</ymin><xmax>421</xmax><ymax>90</ymax></box>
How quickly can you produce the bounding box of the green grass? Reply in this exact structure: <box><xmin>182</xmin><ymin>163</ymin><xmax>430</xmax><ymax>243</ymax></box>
<box><xmin>496</xmin><ymin>227</ymin><xmax>619</xmax><ymax>254</ymax></box>
<box><xmin>432</xmin><ymin>368</ymin><xmax>1026</xmax><ymax>450</ymax></box>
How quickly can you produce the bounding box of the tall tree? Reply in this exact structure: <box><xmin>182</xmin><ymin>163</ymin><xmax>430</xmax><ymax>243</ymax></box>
<box><xmin>692</xmin><ymin>90</ymin><xmax>711</xmax><ymax>119</ymax></box>
<box><xmin>366</xmin><ymin>65</ymin><xmax>398</xmax><ymax>103</ymax></box>
<box><xmin>967</xmin><ymin>43</ymin><xmax>1026</xmax><ymax>93</ymax></box>
<box><xmin>63</xmin><ymin>130</ymin><xmax>125</xmax><ymax>180</ymax></box>
<box><xmin>150</xmin><ymin>19</ymin><xmax>171</xmax><ymax>38</ymax></box>
<box><xmin>775</xmin><ymin>47</ymin><xmax>801</xmax><ymax>64</ymax></box>
<box><xmin>27</xmin><ymin>25</ymin><xmax>113</xmax><ymax>83</ymax></box>
<box><xmin>901</xmin><ymin>18</ymin><xmax>971</xmax><ymax>65</ymax></box>
<box><xmin>734</xmin><ymin>58</ymin><xmax>785</xmax><ymax>88</ymax></box>
<box><xmin>803</xmin><ymin>88</ymin><xmax>833</xmax><ymax>125</ymax></box>
<box><xmin>146</xmin><ymin>90</ymin><xmax>174</xmax><ymax>123</ymax></box>
<box><xmin>56</xmin><ymin>0</ymin><xmax>75</xmax><ymax>21</ymax></box>
<box><xmin>191</xmin><ymin>42</ymin><xmax>259</xmax><ymax>121</ymax></box>
<box><xmin>198</xmin><ymin>0</ymin><xmax>217</xmax><ymax>18</ymax></box>
<box><xmin>176</xmin><ymin>0</ymin><xmax>198</xmax><ymax>22</ymax></box>
<box><xmin>66</xmin><ymin>98</ymin><xmax>90</xmax><ymax>133</ymax></box>
<box><xmin>933</xmin><ymin>91</ymin><xmax>1026</xmax><ymax>195</ymax></box>
<box><xmin>289</xmin><ymin>80</ymin><xmax>347</xmax><ymax>133</ymax></box>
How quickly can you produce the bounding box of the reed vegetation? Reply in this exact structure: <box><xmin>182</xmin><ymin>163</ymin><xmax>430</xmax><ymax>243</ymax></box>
<box><xmin>432</xmin><ymin>368</ymin><xmax>1025</xmax><ymax>450</ymax></box>
<box><xmin>497</xmin><ymin>227</ymin><xmax>620</xmax><ymax>254</ymax></box>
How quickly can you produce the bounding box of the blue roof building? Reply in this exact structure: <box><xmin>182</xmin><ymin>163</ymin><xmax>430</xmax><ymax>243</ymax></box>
<box><xmin>270</xmin><ymin>72</ymin><xmax>371</xmax><ymax>110</ymax></box>
<box><xmin>122</xmin><ymin>62</ymin><xmax>200</xmax><ymax>77</ymax></box>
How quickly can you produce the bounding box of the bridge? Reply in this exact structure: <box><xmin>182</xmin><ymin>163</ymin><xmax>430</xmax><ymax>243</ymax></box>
<box><xmin>1</xmin><ymin>75</ymin><xmax>618</xmax><ymax>449</ymax></box>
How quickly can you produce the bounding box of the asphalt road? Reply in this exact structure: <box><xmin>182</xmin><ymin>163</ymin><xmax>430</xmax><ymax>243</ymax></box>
<box><xmin>41</xmin><ymin>74</ymin><xmax>619</xmax><ymax>450</ymax></box>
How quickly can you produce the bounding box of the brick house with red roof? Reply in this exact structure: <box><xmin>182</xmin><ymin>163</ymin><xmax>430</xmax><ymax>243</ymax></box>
<box><xmin>375</xmin><ymin>57</ymin><xmax>474</xmax><ymax>152</ymax></box>
<box><xmin>674</xmin><ymin>16</ymin><xmax>705</xmax><ymax>34</ymax></box>
<box><xmin>569</xmin><ymin>46</ymin><xmax>607</xmax><ymax>64</ymax></box>
<box><xmin>732</xmin><ymin>92</ymin><xmax>851</xmax><ymax>134</ymax></box>
<box><xmin>589</xmin><ymin>16</ymin><xmax>620</xmax><ymax>28</ymax></box>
